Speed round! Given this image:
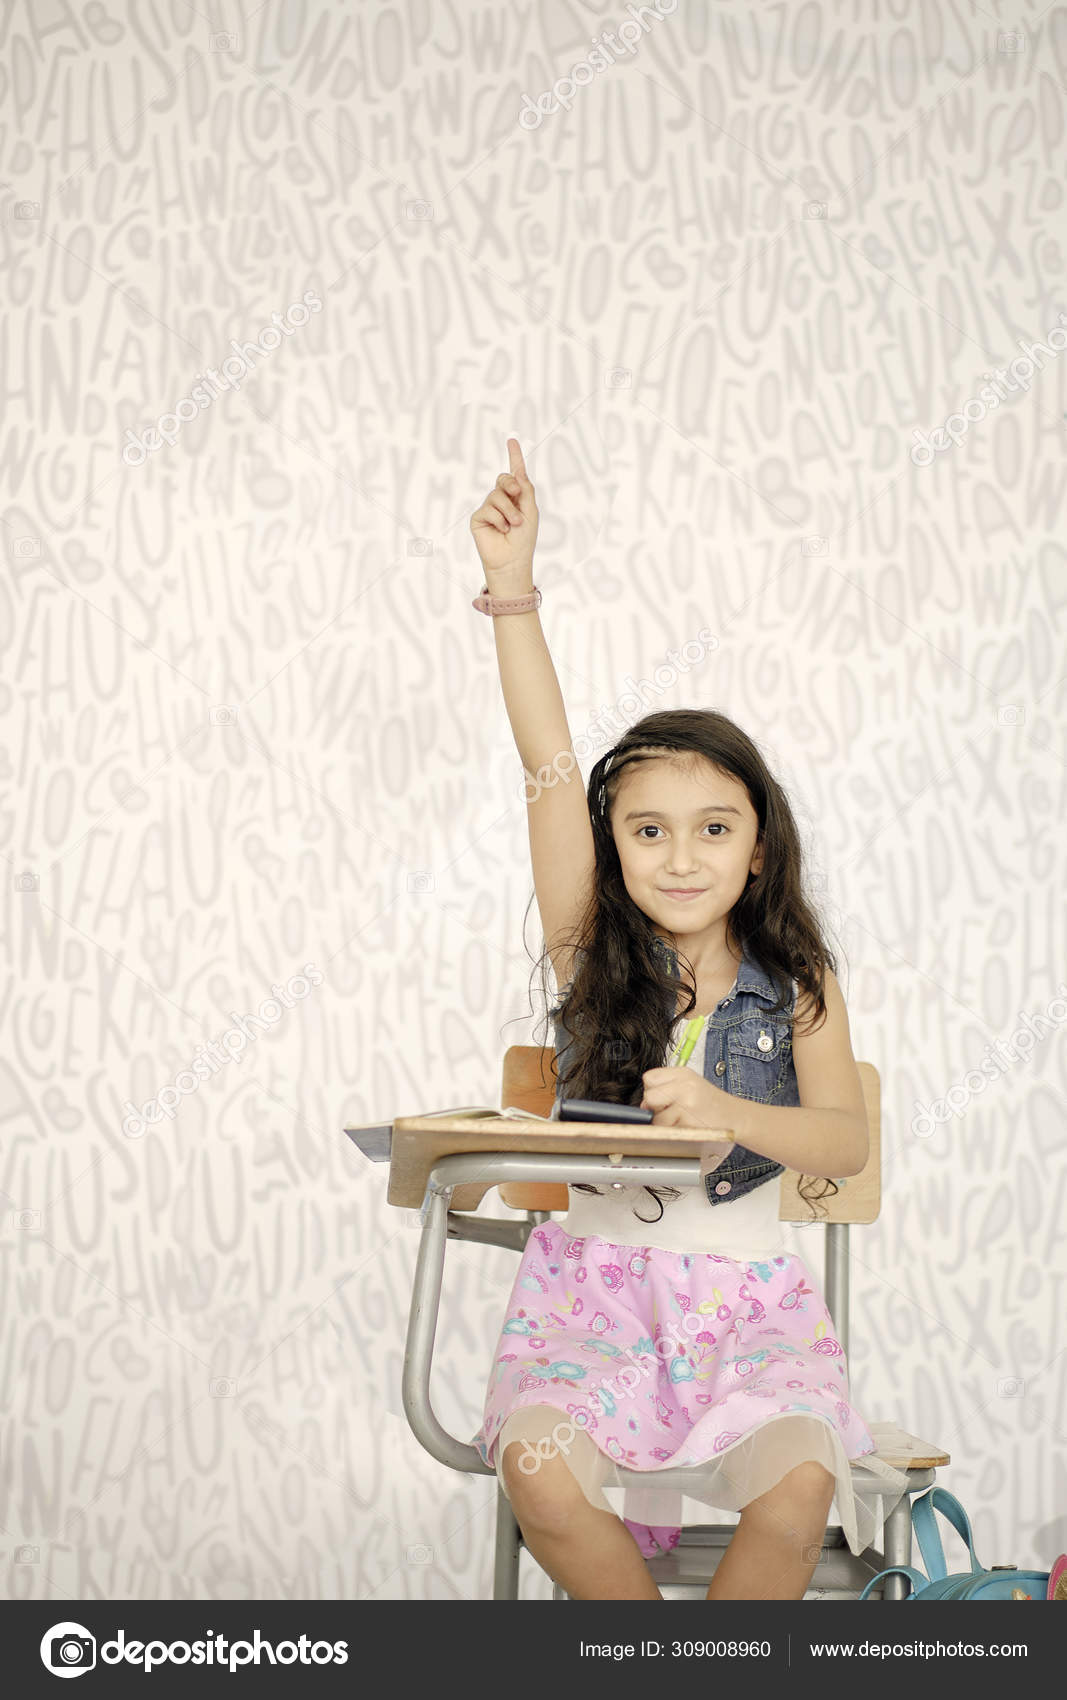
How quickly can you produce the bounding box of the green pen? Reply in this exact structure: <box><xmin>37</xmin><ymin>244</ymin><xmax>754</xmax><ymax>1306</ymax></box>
<box><xmin>671</xmin><ymin>1014</ymin><xmax>708</xmax><ymax>1068</ymax></box>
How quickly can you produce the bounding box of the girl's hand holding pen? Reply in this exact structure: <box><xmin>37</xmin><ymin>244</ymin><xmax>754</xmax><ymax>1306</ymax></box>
<box><xmin>470</xmin><ymin>437</ymin><xmax>540</xmax><ymax>576</ymax></box>
<box><xmin>640</xmin><ymin>1067</ymin><xmax>737</xmax><ymax>1135</ymax></box>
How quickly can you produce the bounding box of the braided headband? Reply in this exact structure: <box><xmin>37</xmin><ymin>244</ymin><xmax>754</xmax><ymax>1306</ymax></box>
<box><xmin>592</xmin><ymin>741</ymin><xmax>674</xmax><ymax>820</ymax></box>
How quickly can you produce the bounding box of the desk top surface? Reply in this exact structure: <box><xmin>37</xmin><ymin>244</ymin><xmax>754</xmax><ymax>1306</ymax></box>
<box><xmin>379</xmin><ymin>1114</ymin><xmax>734</xmax><ymax>1211</ymax></box>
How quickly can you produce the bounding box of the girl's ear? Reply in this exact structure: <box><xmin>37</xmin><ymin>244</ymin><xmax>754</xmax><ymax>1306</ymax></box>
<box><xmin>750</xmin><ymin>838</ymin><xmax>764</xmax><ymax>878</ymax></box>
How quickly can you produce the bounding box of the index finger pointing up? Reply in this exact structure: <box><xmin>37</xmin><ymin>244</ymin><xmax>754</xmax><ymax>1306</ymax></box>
<box><xmin>507</xmin><ymin>437</ymin><xmax>527</xmax><ymax>479</ymax></box>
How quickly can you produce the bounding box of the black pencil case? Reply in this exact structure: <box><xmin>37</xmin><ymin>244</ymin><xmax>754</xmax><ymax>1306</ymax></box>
<box><xmin>558</xmin><ymin>1099</ymin><xmax>654</xmax><ymax>1124</ymax></box>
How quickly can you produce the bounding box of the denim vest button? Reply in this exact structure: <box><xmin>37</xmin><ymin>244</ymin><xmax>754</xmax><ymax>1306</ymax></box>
<box><xmin>714</xmin><ymin>1060</ymin><xmax>726</xmax><ymax>1075</ymax></box>
<box><xmin>757</xmin><ymin>1031</ymin><xmax>773</xmax><ymax>1051</ymax></box>
<box><xmin>714</xmin><ymin>1180</ymin><xmax>732</xmax><ymax>1195</ymax></box>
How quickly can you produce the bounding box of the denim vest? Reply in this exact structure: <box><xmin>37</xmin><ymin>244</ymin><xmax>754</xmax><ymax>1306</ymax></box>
<box><xmin>549</xmin><ymin>938</ymin><xmax>800</xmax><ymax>1207</ymax></box>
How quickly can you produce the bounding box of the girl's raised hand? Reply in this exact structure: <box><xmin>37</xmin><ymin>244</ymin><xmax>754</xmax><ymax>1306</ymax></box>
<box><xmin>470</xmin><ymin>437</ymin><xmax>540</xmax><ymax>578</ymax></box>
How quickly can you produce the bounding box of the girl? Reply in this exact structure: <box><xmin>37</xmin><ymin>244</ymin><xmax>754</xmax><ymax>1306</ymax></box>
<box><xmin>467</xmin><ymin>439</ymin><xmax>910</xmax><ymax>1601</ymax></box>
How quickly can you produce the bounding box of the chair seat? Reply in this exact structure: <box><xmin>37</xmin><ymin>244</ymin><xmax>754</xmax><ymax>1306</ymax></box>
<box><xmin>611</xmin><ymin>1422</ymin><xmax>948</xmax><ymax>1496</ymax></box>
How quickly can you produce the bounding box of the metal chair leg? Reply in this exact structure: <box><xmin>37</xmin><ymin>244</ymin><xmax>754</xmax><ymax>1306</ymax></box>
<box><xmin>493</xmin><ymin>1483</ymin><xmax>522</xmax><ymax>1599</ymax></box>
<box><xmin>880</xmin><ymin>1489</ymin><xmax>916</xmax><ymax>1600</ymax></box>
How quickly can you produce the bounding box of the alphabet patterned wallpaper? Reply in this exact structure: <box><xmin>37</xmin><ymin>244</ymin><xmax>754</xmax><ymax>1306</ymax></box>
<box><xmin>2</xmin><ymin>1</ymin><xmax>1065</xmax><ymax>1601</ymax></box>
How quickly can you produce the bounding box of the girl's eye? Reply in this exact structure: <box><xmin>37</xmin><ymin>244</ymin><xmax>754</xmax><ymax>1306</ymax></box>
<box><xmin>637</xmin><ymin>823</ymin><xmax>726</xmax><ymax>840</ymax></box>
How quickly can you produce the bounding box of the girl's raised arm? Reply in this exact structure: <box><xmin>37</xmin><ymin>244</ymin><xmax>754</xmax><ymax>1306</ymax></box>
<box><xmin>470</xmin><ymin>437</ymin><xmax>594</xmax><ymax>989</ymax></box>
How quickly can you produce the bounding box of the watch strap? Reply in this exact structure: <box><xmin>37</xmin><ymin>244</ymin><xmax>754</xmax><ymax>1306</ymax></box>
<box><xmin>472</xmin><ymin>584</ymin><xmax>542</xmax><ymax>615</ymax></box>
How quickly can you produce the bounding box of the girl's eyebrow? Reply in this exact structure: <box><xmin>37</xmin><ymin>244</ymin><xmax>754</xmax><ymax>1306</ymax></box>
<box><xmin>622</xmin><ymin>805</ymin><xmax>742</xmax><ymax>822</ymax></box>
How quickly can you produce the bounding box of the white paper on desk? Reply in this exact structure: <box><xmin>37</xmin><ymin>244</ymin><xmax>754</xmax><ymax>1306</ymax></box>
<box><xmin>417</xmin><ymin>1105</ymin><xmax>552</xmax><ymax>1122</ymax></box>
<box><xmin>419</xmin><ymin>1105</ymin><xmax>498</xmax><ymax>1119</ymax></box>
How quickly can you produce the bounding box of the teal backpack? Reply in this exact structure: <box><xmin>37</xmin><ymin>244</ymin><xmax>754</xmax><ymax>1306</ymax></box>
<box><xmin>859</xmin><ymin>1487</ymin><xmax>1051</xmax><ymax>1601</ymax></box>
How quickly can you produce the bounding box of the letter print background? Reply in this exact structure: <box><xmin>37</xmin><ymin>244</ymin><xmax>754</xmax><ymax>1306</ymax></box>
<box><xmin>2</xmin><ymin>2</ymin><xmax>1064</xmax><ymax>1601</ymax></box>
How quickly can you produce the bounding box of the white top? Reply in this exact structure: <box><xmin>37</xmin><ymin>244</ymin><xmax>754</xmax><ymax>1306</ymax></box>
<box><xmin>560</xmin><ymin>1012</ymin><xmax>788</xmax><ymax>1258</ymax></box>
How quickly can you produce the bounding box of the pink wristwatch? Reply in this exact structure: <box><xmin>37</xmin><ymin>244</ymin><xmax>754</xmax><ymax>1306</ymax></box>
<box><xmin>472</xmin><ymin>584</ymin><xmax>542</xmax><ymax>615</ymax></box>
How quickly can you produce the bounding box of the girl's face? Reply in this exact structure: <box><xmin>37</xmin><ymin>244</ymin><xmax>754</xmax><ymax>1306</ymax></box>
<box><xmin>609</xmin><ymin>755</ymin><xmax>763</xmax><ymax>953</ymax></box>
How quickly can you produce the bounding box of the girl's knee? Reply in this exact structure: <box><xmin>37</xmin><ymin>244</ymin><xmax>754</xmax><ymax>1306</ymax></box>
<box><xmin>785</xmin><ymin>1459</ymin><xmax>835</xmax><ymax>1496</ymax></box>
<box><xmin>501</xmin><ymin>1442</ymin><xmax>589</xmax><ymax>1536</ymax></box>
<box><xmin>777</xmin><ymin>1460</ymin><xmax>836</xmax><ymax>1526</ymax></box>
<box><xmin>745</xmin><ymin>1460</ymin><xmax>835</xmax><ymax>1528</ymax></box>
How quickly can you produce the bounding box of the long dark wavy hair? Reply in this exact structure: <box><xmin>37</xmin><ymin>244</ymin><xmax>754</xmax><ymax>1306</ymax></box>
<box><xmin>519</xmin><ymin>709</ymin><xmax>844</xmax><ymax>1225</ymax></box>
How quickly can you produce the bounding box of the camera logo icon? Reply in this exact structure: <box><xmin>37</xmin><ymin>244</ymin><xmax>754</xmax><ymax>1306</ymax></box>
<box><xmin>40</xmin><ymin>1622</ymin><xmax>96</xmax><ymax>1677</ymax></box>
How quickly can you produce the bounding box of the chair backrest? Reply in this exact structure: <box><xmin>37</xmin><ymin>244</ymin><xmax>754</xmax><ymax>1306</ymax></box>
<box><xmin>498</xmin><ymin>1045</ymin><xmax>883</xmax><ymax>1222</ymax></box>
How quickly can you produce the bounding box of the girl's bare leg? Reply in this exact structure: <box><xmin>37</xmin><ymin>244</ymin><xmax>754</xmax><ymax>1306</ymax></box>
<box><xmin>705</xmin><ymin>1461</ymin><xmax>836</xmax><ymax>1601</ymax></box>
<box><xmin>502</xmin><ymin>1442</ymin><xmax>662</xmax><ymax>1601</ymax></box>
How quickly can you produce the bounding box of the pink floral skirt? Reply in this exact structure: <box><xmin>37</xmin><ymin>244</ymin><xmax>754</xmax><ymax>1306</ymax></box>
<box><xmin>472</xmin><ymin>1222</ymin><xmax>907</xmax><ymax>1558</ymax></box>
